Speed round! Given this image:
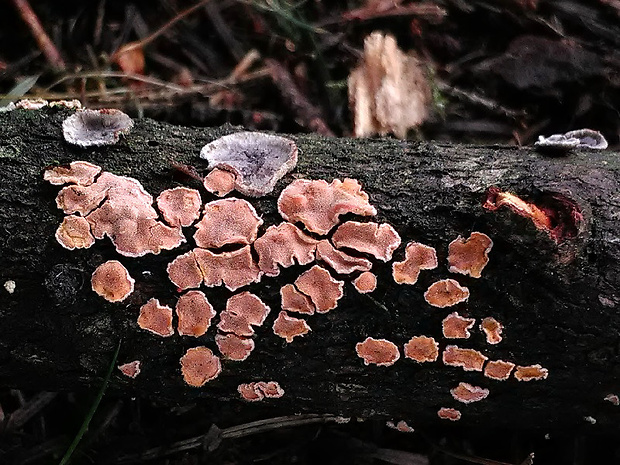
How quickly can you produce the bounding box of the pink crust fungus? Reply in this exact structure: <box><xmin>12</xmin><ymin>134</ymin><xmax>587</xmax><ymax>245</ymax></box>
<box><xmin>217</xmin><ymin>291</ymin><xmax>271</xmax><ymax>337</ymax></box>
<box><xmin>392</xmin><ymin>242</ymin><xmax>438</xmax><ymax>285</ymax></box>
<box><xmin>356</xmin><ymin>337</ymin><xmax>400</xmax><ymax>367</ymax></box>
<box><xmin>91</xmin><ymin>260</ymin><xmax>134</xmax><ymax>303</ymax></box>
<box><xmin>62</xmin><ymin>109</ymin><xmax>133</xmax><ymax>147</ymax></box>
<box><xmin>424</xmin><ymin>279</ymin><xmax>470</xmax><ymax>308</ymax></box>
<box><xmin>156</xmin><ymin>187</ymin><xmax>202</xmax><ymax>227</ymax></box>
<box><xmin>442</xmin><ymin>312</ymin><xmax>476</xmax><ymax>339</ymax></box>
<box><xmin>216</xmin><ymin>333</ymin><xmax>255</xmax><ymax>361</ymax></box>
<box><xmin>604</xmin><ymin>394</ymin><xmax>620</xmax><ymax>406</ymax></box>
<box><xmin>118</xmin><ymin>361</ymin><xmax>141</xmax><ymax>378</ymax></box>
<box><xmin>514</xmin><ymin>364</ymin><xmax>549</xmax><ymax>381</ymax></box>
<box><xmin>273</xmin><ymin>311</ymin><xmax>311</xmax><ymax>342</ymax></box>
<box><xmin>56</xmin><ymin>215</ymin><xmax>95</xmax><ymax>250</ymax></box>
<box><xmin>403</xmin><ymin>336</ymin><xmax>439</xmax><ymax>363</ymax></box>
<box><xmin>281</xmin><ymin>284</ymin><xmax>315</xmax><ymax>315</ymax></box>
<box><xmin>352</xmin><ymin>272</ymin><xmax>377</xmax><ymax>294</ymax></box>
<box><xmin>203</xmin><ymin>168</ymin><xmax>236</xmax><ymax>197</ymax></box>
<box><xmin>294</xmin><ymin>265</ymin><xmax>344</xmax><ymax>313</ymax></box>
<box><xmin>254</xmin><ymin>222</ymin><xmax>319</xmax><ymax>277</ymax></box>
<box><xmin>180</xmin><ymin>346</ymin><xmax>221</xmax><ymax>387</ymax></box>
<box><xmin>483</xmin><ymin>187</ymin><xmax>552</xmax><ymax>233</ymax></box>
<box><xmin>176</xmin><ymin>290</ymin><xmax>216</xmax><ymax>337</ymax></box>
<box><xmin>450</xmin><ymin>382</ymin><xmax>490</xmax><ymax>404</ymax></box>
<box><xmin>44</xmin><ymin>161</ymin><xmax>101</xmax><ymax>186</ymax></box>
<box><xmin>277</xmin><ymin>178</ymin><xmax>377</xmax><ymax>235</ymax></box>
<box><xmin>194</xmin><ymin>198</ymin><xmax>262</xmax><ymax>249</ymax></box>
<box><xmin>316</xmin><ymin>240</ymin><xmax>372</xmax><ymax>274</ymax></box>
<box><xmin>194</xmin><ymin>246</ymin><xmax>261</xmax><ymax>291</ymax></box>
<box><xmin>238</xmin><ymin>381</ymin><xmax>285</xmax><ymax>402</ymax></box>
<box><xmin>447</xmin><ymin>232</ymin><xmax>493</xmax><ymax>278</ymax></box>
<box><xmin>167</xmin><ymin>250</ymin><xmax>203</xmax><ymax>290</ymax></box>
<box><xmin>437</xmin><ymin>408</ymin><xmax>461</xmax><ymax>421</ymax></box>
<box><xmin>386</xmin><ymin>420</ymin><xmax>415</xmax><ymax>433</ymax></box>
<box><xmin>480</xmin><ymin>317</ymin><xmax>503</xmax><ymax>344</ymax></box>
<box><xmin>137</xmin><ymin>298</ymin><xmax>174</xmax><ymax>337</ymax></box>
<box><xmin>199</xmin><ymin>132</ymin><xmax>298</xmax><ymax>197</ymax></box>
<box><xmin>332</xmin><ymin>221</ymin><xmax>401</xmax><ymax>262</ymax></box>
<box><xmin>443</xmin><ymin>345</ymin><xmax>487</xmax><ymax>372</ymax></box>
<box><xmin>484</xmin><ymin>360</ymin><xmax>515</xmax><ymax>381</ymax></box>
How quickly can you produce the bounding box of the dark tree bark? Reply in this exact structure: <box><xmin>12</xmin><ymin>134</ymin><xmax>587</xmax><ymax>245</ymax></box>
<box><xmin>1</xmin><ymin>108</ymin><xmax>619</xmax><ymax>432</ymax></box>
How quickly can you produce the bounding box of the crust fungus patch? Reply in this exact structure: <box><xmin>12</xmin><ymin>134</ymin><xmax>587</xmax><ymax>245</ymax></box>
<box><xmin>217</xmin><ymin>292</ymin><xmax>271</xmax><ymax>337</ymax></box>
<box><xmin>392</xmin><ymin>242</ymin><xmax>438</xmax><ymax>285</ymax></box>
<box><xmin>484</xmin><ymin>360</ymin><xmax>515</xmax><ymax>381</ymax></box>
<box><xmin>450</xmin><ymin>382</ymin><xmax>490</xmax><ymax>404</ymax></box>
<box><xmin>352</xmin><ymin>272</ymin><xmax>377</xmax><ymax>294</ymax></box>
<box><xmin>535</xmin><ymin>128</ymin><xmax>608</xmax><ymax>151</ymax></box>
<box><xmin>194</xmin><ymin>246</ymin><xmax>261</xmax><ymax>291</ymax></box>
<box><xmin>216</xmin><ymin>333</ymin><xmax>255</xmax><ymax>361</ymax></box>
<box><xmin>63</xmin><ymin>109</ymin><xmax>133</xmax><ymax>147</ymax></box>
<box><xmin>118</xmin><ymin>361</ymin><xmax>141</xmax><ymax>378</ymax></box>
<box><xmin>203</xmin><ymin>168</ymin><xmax>236</xmax><ymax>197</ymax></box>
<box><xmin>281</xmin><ymin>284</ymin><xmax>315</xmax><ymax>315</ymax></box>
<box><xmin>44</xmin><ymin>161</ymin><xmax>101</xmax><ymax>186</ymax></box>
<box><xmin>424</xmin><ymin>279</ymin><xmax>470</xmax><ymax>308</ymax></box>
<box><xmin>356</xmin><ymin>337</ymin><xmax>400</xmax><ymax>366</ymax></box>
<box><xmin>91</xmin><ymin>260</ymin><xmax>134</xmax><ymax>302</ymax></box>
<box><xmin>238</xmin><ymin>381</ymin><xmax>285</xmax><ymax>401</ymax></box>
<box><xmin>294</xmin><ymin>265</ymin><xmax>344</xmax><ymax>313</ymax></box>
<box><xmin>514</xmin><ymin>364</ymin><xmax>548</xmax><ymax>381</ymax></box>
<box><xmin>176</xmin><ymin>290</ymin><xmax>216</xmax><ymax>337</ymax></box>
<box><xmin>483</xmin><ymin>187</ymin><xmax>552</xmax><ymax>233</ymax></box>
<box><xmin>180</xmin><ymin>346</ymin><xmax>221</xmax><ymax>387</ymax></box>
<box><xmin>403</xmin><ymin>336</ymin><xmax>439</xmax><ymax>363</ymax></box>
<box><xmin>277</xmin><ymin>178</ymin><xmax>377</xmax><ymax>235</ymax></box>
<box><xmin>254</xmin><ymin>222</ymin><xmax>318</xmax><ymax>277</ymax></box>
<box><xmin>480</xmin><ymin>317</ymin><xmax>503</xmax><ymax>344</ymax></box>
<box><xmin>156</xmin><ymin>187</ymin><xmax>202</xmax><ymax>227</ymax></box>
<box><xmin>273</xmin><ymin>311</ymin><xmax>311</xmax><ymax>342</ymax></box>
<box><xmin>386</xmin><ymin>420</ymin><xmax>415</xmax><ymax>433</ymax></box>
<box><xmin>443</xmin><ymin>345</ymin><xmax>487</xmax><ymax>372</ymax></box>
<box><xmin>138</xmin><ymin>298</ymin><xmax>174</xmax><ymax>337</ymax></box>
<box><xmin>199</xmin><ymin>132</ymin><xmax>298</xmax><ymax>197</ymax></box>
<box><xmin>437</xmin><ymin>407</ymin><xmax>461</xmax><ymax>421</ymax></box>
<box><xmin>167</xmin><ymin>250</ymin><xmax>204</xmax><ymax>290</ymax></box>
<box><xmin>332</xmin><ymin>221</ymin><xmax>401</xmax><ymax>262</ymax></box>
<box><xmin>194</xmin><ymin>198</ymin><xmax>262</xmax><ymax>249</ymax></box>
<box><xmin>442</xmin><ymin>312</ymin><xmax>476</xmax><ymax>339</ymax></box>
<box><xmin>56</xmin><ymin>215</ymin><xmax>96</xmax><ymax>250</ymax></box>
<box><xmin>447</xmin><ymin>232</ymin><xmax>493</xmax><ymax>278</ymax></box>
<box><xmin>604</xmin><ymin>394</ymin><xmax>619</xmax><ymax>406</ymax></box>
<box><xmin>316</xmin><ymin>240</ymin><xmax>373</xmax><ymax>274</ymax></box>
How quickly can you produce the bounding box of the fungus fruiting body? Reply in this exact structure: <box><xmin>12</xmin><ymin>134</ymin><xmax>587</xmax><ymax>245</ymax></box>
<box><xmin>56</xmin><ymin>215</ymin><xmax>96</xmax><ymax>250</ymax></box>
<box><xmin>193</xmin><ymin>246</ymin><xmax>261</xmax><ymax>291</ymax></box>
<box><xmin>450</xmin><ymin>382</ymin><xmax>490</xmax><ymax>403</ymax></box>
<box><xmin>484</xmin><ymin>360</ymin><xmax>515</xmax><ymax>381</ymax></box>
<box><xmin>447</xmin><ymin>232</ymin><xmax>493</xmax><ymax>278</ymax></box>
<box><xmin>403</xmin><ymin>336</ymin><xmax>439</xmax><ymax>363</ymax></box>
<box><xmin>483</xmin><ymin>188</ymin><xmax>552</xmax><ymax>232</ymax></box>
<box><xmin>180</xmin><ymin>347</ymin><xmax>222</xmax><ymax>387</ymax></box>
<box><xmin>217</xmin><ymin>292</ymin><xmax>270</xmax><ymax>337</ymax></box>
<box><xmin>272</xmin><ymin>311</ymin><xmax>311</xmax><ymax>342</ymax></box>
<box><xmin>294</xmin><ymin>265</ymin><xmax>344</xmax><ymax>313</ymax></box>
<box><xmin>194</xmin><ymin>198</ymin><xmax>262</xmax><ymax>248</ymax></box>
<box><xmin>356</xmin><ymin>337</ymin><xmax>400</xmax><ymax>366</ymax></box>
<box><xmin>514</xmin><ymin>364</ymin><xmax>548</xmax><ymax>381</ymax></box>
<box><xmin>443</xmin><ymin>346</ymin><xmax>487</xmax><ymax>371</ymax></box>
<box><xmin>44</xmin><ymin>161</ymin><xmax>101</xmax><ymax>186</ymax></box>
<box><xmin>156</xmin><ymin>187</ymin><xmax>202</xmax><ymax>227</ymax></box>
<box><xmin>203</xmin><ymin>168</ymin><xmax>236</xmax><ymax>197</ymax></box>
<box><xmin>216</xmin><ymin>334</ymin><xmax>255</xmax><ymax>361</ymax></box>
<box><xmin>352</xmin><ymin>272</ymin><xmax>377</xmax><ymax>294</ymax></box>
<box><xmin>118</xmin><ymin>361</ymin><xmax>141</xmax><ymax>378</ymax></box>
<box><xmin>199</xmin><ymin>132</ymin><xmax>298</xmax><ymax>197</ymax></box>
<box><xmin>4</xmin><ymin>280</ymin><xmax>16</xmax><ymax>294</ymax></box>
<box><xmin>386</xmin><ymin>420</ymin><xmax>415</xmax><ymax>433</ymax></box>
<box><xmin>138</xmin><ymin>298</ymin><xmax>174</xmax><ymax>337</ymax></box>
<box><xmin>480</xmin><ymin>317</ymin><xmax>503</xmax><ymax>344</ymax></box>
<box><xmin>281</xmin><ymin>284</ymin><xmax>315</xmax><ymax>315</ymax></box>
<box><xmin>424</xmin><ymin>279</ymin><xmax>470</xmax><ymax>308</ymax></box>
<box><xmin>442</xmin><ymin>312</ymin><xmax>476</xmax><ymax>339</ymax></box>
<box><xmin>535</xmin><ymin>129</ymin><xmax>607</xmax><ymax>151</ymax></box>
<box><xmin>176</xmin><ymin>291</ymin><xmax>216</xmax><ymax>337</ymax></box>
<box><xmin>63</xmin><ymin>109</ymin><xmax>133</xmax><ymax>146</ymax></box>
<box><xmin>91</xmin><ymin>260</ymin><xmax>134</xmax><ymax>302</ymax></box>
<box><xmin>238</xmin><ymin>381</ymin><xmax>284</xmax><ymax>401</ymax></box>
<box><xmin>167</xmin><ymin>250</ymin><xmax>203</xmax><ymax>290</ymax></box>
<box><xmin>315</xmin><ymin>240</ymin><xmax>372</xmax><ymax>274</ymax></box>
<box><xmin>437</xmin><ymin>408</ymin><xmax>461</xmax><ymax>421</ymax></box>
<box><xmin>392</xmin><ymin>242</ymin><xmax>438</xmax><ymax>284</ymax></box>
<box><xmin>604</xmin><ymin>394</ymin><xmax>619</xmax><ymax>406</ymax></box>
<box><xmin>332</xmin><ymin>221</ymin><xmax>401</xmax><ymax>262</ymax></box>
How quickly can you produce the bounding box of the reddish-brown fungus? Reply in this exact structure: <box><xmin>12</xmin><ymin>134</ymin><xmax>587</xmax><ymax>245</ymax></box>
<box><xmin>450</xmin><ymin>382</ymin><xmax>490</xmax><ymax>403</ymax></box>
<box><xmin>194</xmin><ymin>198</ymin><xmax>262</xmax><ymax>249</ymax></box>
<box><xmin>424</xmin><ymin>279</ymin><xmax>470</xmax><ymax>308</ymax></box>
<box><xmin>176</xmin><ymin>290</ymin><xmax>216</xmax><ymax>337</ymax></box>
<box><xmin>91</xmin><ymin>260</ymin><xmax>134</xmax><ymax>303</ymax></box>
<box><xmin>277</xmin><ymin>178</ymin><xmax>377</xmax><ymax>235</ymax></box>
<box><xmin>403</xmin><ymin>336</ymin><xmax>438</xmax><ymax>363</ymax></box>
<box><xmin>118</xmin><ymin>361</ymin><xmax>141</xmax><ymax>378</ymax></box>
<box><xmin>138</xmin><ymin>298</ymin><xmax>174</xmax><ymax>337</ymax></box>
<box><xmin>392</xmin><ymin>241</ymin><xmax>438</xmax><ymax>285</ymax></box>
<box><xmin>294</xmin><ymin>265</ymin><xmax>344</xmax><ymax>313</ymax></box>
<box><xmin>44</xmin><ymin>161</ymin><xmax>101</xmax><ymax>186</ymax></box>
<box><xmin>352</xmin><ymin>272</ymin><xmax>377</xmax><ymax>294</ymax></box>
<box><xmin>167</xmin><ymin>250</ymin><xmax>204</xmax><ymax>290</ymax></box>
<box><xmin>514</xmin><ymin>364</ymin><xmax>548</xmax><ymax>381</ymax></box>
<box><xmin>56</xmin><ymin>215</ymin><xmax>95</xmax><ymax>250</ymax></box>
<box><xmin>281</xmin><ymin>284</ymin><xmax>315</xmax><ymax>315</ymax></box>
<box><xmin>483</xmin><ymin>187</ymin><xmax>552</xmax><ymax>232</ymax></box>
<box><xmin>484</xmin><ymin>360</ymin><xmax>515</xmax><ymax>381</ymax></box>
<box><xmin>332</xmin><ymin>221</ymin><xmax>401</xmax><ymax>262</ymax></box>
<box><xmin>356</xmin><ymin>337</ymin><xmax>400</xmax><ymax>366</ymax></box>
<box><xmin>194</xmin><ymin>246</ymin><xmax>261</xmax><ymax>291</ymax></box>
<box><xmin>604</xmin><ymin>394</ymin><xmax>619</xmax><ymax>406</ymax></box>
<box><xmin>386</xmin><ymin>420</ymin><xmax>415</xmax><ymax>433</ymax></box>
<box><xmin>315</xmin><ymin>240</ymin><xmax>372</xmax><ymax>274</ymax></box>
<box><xmin>447</xmin><ymin>232</ymin><xmax>493</xmax><ymax>278</ymax></box>
<box><xmin>156</xmin><ymin>187</ymin><xmax>202</xmax><ymax>227</ymax></box>
<box><xmin>203</xmin><ymin>167</ymin><xmax>236</xmax><ymax>197</ymax></box>
<box><xmin>238</xmin><ymin>381</ymin><xmax>284</xmax><ymax>401</ymax></box>
<box><xmin>437</xmin><ymin>408</ymin><xmax>461</xmax><ymax>421</ymax></box>
<box><xmin>180</xmin><ymin>346</ymin><xmax>221</xmax><ymax>387</ymax></box>
<box><xmin>443</xmin><ymin>345</ymin><xmax>487</xmax><ymax>371</ymax></box>
<box><xmin>442</xmin><ymin>312</ymin><xmax>476</xmax><ymax>339</ymax></box>
<box><xmin>218</xmin><ymin>291</ymin><xmax>270</xmax><ymax>337</ymax></box>
<box><xmin>216</xmin><ymin>333</ymin><xmax>255</xmax><ymax>361</ymax></box>
<box><xmin>273</xmin><ymin>311</ymin><xmax>311</xmax><ymax>342</ymax></box>
<box><xmin>480</xmin><ymin>317</ymin><xmax>503</xmax><ymax>344</ymax></box>
<box><xmin>238</xmin><ymin>383</ymin><xmax>264</xmax><ymax>402</ymax></box>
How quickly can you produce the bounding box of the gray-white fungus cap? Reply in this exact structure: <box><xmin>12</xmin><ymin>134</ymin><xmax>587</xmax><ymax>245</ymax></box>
<box><xmin>63</xmin><ymin>109</ymin><xmax>134</xmax><ymax>147</ymax></box>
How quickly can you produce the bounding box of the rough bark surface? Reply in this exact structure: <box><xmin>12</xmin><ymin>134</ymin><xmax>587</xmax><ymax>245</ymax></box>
<box><xmin>1</xmin><ymin>109</ymin><xmax>619</xmax><ymax>432</ymax></box>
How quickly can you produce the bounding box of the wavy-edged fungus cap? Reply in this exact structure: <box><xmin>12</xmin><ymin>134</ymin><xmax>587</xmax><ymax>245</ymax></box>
<box><xmin>203</xmin><ymin>168</ymin><xmax>236</xmax><ymax>197</ymax></box>
<box><xmin>392</xmin><ymin>242</ymin><xmax>437</xmax><ymax>285</ymax></box>
<box><xmin>194</xmin><ymin>246</ymin><xmax>261</xmax><ymax>291</ymax></box>
<box><xmin>443</xmin><ymin>345</ymin><xmax>487</xmax><ymax>371</ymax></box>
<box><xmin>176</xmin><ymin>290</ymin><xmax>216</xmax><ymax>337</ymax></box>
<box><xmin>56</xmin><ymin>215</ymin><xmax>95</xmax><ymax>250</ymax></box>
<box><xmin>480</xmin><ymin>317</ymin><xmax>503</xmax><ymax>344</ymax></box>
<box><xmin>437</xmin><ymin>407</ymin><xmax>461</xmax><ymax>421</ymax></box>
<box><xmin>138</xmin><ymin>298</ymin><xmax>174</xmax><ymax>337</ymax></box>
<box><xmin>356</xmin><ymin>337</ymin><xmax>400</xmax><ymax>366</ymax></box>
<box><xmin>514</xmin><ymin>364</ymin><xmax>548</xmax><ymax>381</ymax></box>
<box><xmin>604</xmin><ymin>394</ymin><xmax>619</xmax><ymax>406</ymax></box>
<box><xmin>180</xmin><ymin>346</ymin><xmax>221</xmax><ymax>387</ymax></box>
<box><xmin>156</xmin><ymin>187</ymin><xmax>202</xmax><ymax>227</ymax></box>
<box><xmin>167</xmin><ymin>250</ymin><xmax>204</xmax><ymax>290</ymax></box>
<box><xmin>216</xmin><ymin>333</ymin><xmax>255</xmax><ymax>361</ymax></box>
<box><xmin>281</xmin><ymin>284</ymin><xmax>315</xmax><ymax>315</ymax></box>
<box><xmin>238</xmin><ymin>381</ymin><xmax>285</xmax><ymax>401</ymax></box>
<box><xmin>118</xmin><ymin>361</ymin><xmax>141</xmax><ymax>378</ymax></box>
<box><xmin>424</xmin><ymin>279</ymin><xmax>470</xmax><ymax>308</ymax></box>
<box><xmin>254</xmin><ymin>222</ymin><xmax>318</xmax><ymax>277</ymax></box>
<box><xmin>442</xmin><ymin>312</ymin><xmax>476</xmax><ymax>339</ymax></box>
<box><xmin>403</xmin><ymin>336</ymin><xmax>438</xmax><ymax>363</ymax></box>
<box><xmin>194</xmin><ymin>198</ymin><xmax>262</xmax><ymax>249</ymax></box>
<box><xmin>294</xmin><ymin>265</ymin><xmax>344</xmax><ymax>313</ymax></box>
<box><xmin>450</xmin><ymin>382</ymin><xmax>490</xmax><ymax>404</ymax></box>
<box><xmin>535</xmin><ymin>133</ymin><xmax>580</xmax><ymax>151</ymax></box>
<box><xmin>273</xmin><ymin>311</ymin><xmax>311</xmax><ymax>342</ymax></box>
<box><xmin>238</xmin><ymin>383</ymin><xmax>264</xmax><ymax>402</ymax></box>
<box><xmin>16</xmin><ymin>98</ymin><xmax>48</xmax><ymax>110</ymax></box>
<box><xmin>44</xmin><ymin>161</ymin><xmax>101</xmax><ymax>186</ymax></box>
<box><xmin>91</xmin><ymin>260</ymin><xmax>134</xmax><ymax>302</ymax></box>
<box><xmin>255</xmin><ymin>381</ymin><xmax>285</xmax><ymax>398</ymax></box>
<box><xmin>332</xmin><ymin>221</ymin><xmax>401</xmax><ymax>262</ymax></box>
<box><xmin>278</xmin><ymin>178</ymin><xmax>377</xmax><ymax>235</ymax></box>
<box><xmin>448</xmin><ymin>232</ymin><xmax>493</xmax><ymax>278</ymax></box>
<box><xmin>316</xmin><ymin>240</ymin><xmax>372</xmax><ymax>274</ymax></box>
<box><xmin>199</xmin><ymin>132</ymin><xmax>298</xmax><ymax>197</ymax></box>
<box><xmin>386</xmin><ymin>420</ymin><xmax>415</xmax><ymax>433</ymax></box>
<box><xmin>484</xmin><ymin>360</ymin><xmax>515</xmax><ymax>381</ymax></box>
<box><xmin>63</xmin><ymin>109</ymin><xmax>133</xmax><ymax>147</ymax></box>
<box><xmin>565</xmin><ymin>129</ymin><xmax>608</xmax><ymax>149</ymax></box>
<box><xmin>352</xmin><ymin>272</ymin><xmax>377</xmax><ymax>294</ymax></box>
<box><xmin>217</xmin><ymin>291</ymin><xmax>270</xmax><ymax>337</ymax></box>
